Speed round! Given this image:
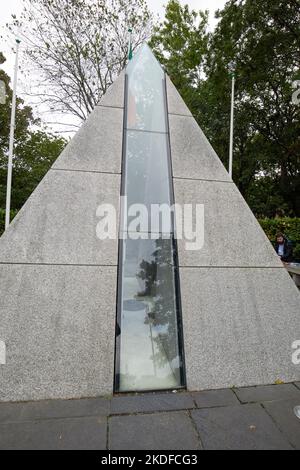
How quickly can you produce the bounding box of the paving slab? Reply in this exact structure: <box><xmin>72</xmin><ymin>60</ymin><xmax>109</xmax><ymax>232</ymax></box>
<box><xmin>97</xmin><ymin>70</ymin><xmax>125</xmax><ymax>109</ymax></box>
<box><xmin>191</xmin><ymin>404</ymin><xmax>293</xmax><ymax>450</ymax></box>
<box><xmin>169</xmin><ymin>114</ymin><xmax>230</xmax><ymax>182</ymax></box>
<box><xmin>180</xmin><ymin>267</ymin><xmax>300</xmax><ymax>391</ymax></box>
<box><xmin>0</xmin><ymin>397</ymin><xmax>110</xmax><ymax>424</ymax></box>
<box><xmin>174</xmin><ymin>178</ymin><xmax>282</xmax><ymax>267</ymax></box>
<box><xmin>166</xmin><ymin>75</ymin><xmax>192</xmax><ymax>117</ymax></box>
<box><xmin>263</xmin><ymin>399</ymin><xmax>300</xmax><ymax>449</ymax></box>
<box><xmin>0</xmin><ymin>416</ymin><xmax>107</xmax><ymax>450</ymax></box>
<box><xmin>191</xmin><ymin>389</ymin><xmax>240</xmax><ymax>408</ymax></box>
<box><xmin>111</xmin><ymin>392</ymin><xmax>195</xmax><ymax>415</ymax></box>
<box><xmin>109</xmin><ymin>411</ymin><xmax>201</xmax><ymax>450</ymax></box>
<box><xmin>0</xmin><ymin>389</ymin><xmax>298</xmax><ymax>450</ymax></box>
<box><xmin>235</xmin><ymin>384</ymin><xmax>300</xmax><ymax>403</ymax></box>
<box><xmin>52</xmin><ymin>106</ymin><xmax>123</xmax><ymax>174</ymax></box>
<box><xmin>0</xmin><ymin>170</ymin><xmax>120</xmax><ymax>265</ymax></box>
<box><xmin>295</xmin><ymin>382</ymin><xmax>300</xmax><ymax>390</ymax></box>
<box><xmin>0</xmin><ymin>265</ymin><xmax>116</xmax><ymax>401</ymax></box>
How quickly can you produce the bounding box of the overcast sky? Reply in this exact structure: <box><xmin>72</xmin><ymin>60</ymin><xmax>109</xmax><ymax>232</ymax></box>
<box><xmin>149</xmin><ymin>0</ymin><xmax>226</xmax><ymax>27</ymax></box>
<box><xmin>1</xmin><ymin>0</ymin><xmax>227</xmax><ymax>76</ymax></box>
<box><xmin>0</xmin><ymin>0</ymin><xmax>227</xmax><ymax>132</ymax></box>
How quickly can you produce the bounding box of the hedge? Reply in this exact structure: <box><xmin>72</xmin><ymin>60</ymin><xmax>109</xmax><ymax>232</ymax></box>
<box><xmin>259</xmin><ymin>217</ymin><xmax>300</xmax><ymax>260</ymax></box>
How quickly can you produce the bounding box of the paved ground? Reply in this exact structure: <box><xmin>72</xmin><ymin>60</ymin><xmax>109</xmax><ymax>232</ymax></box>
<box><xmin>0</xmin><ymin>383</ymin><xmax>300</xmax><ymax>450</ymax></box>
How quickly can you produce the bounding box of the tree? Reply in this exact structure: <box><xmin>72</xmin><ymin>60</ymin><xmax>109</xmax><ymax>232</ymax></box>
<box><xmin>137</xmin><ymin>238</ymin><xmax>181</xmax><ymax>375</ymax></box>
<box><xmin>0</xmin><ymin>52</ymin><xmax>66</xmax><ymax>232</ymax></box>
<box><xmin>0</xmin><ymin>52</ymin><xmax>35</xmax><ymax>161</ymax></box>
<box><xmin>151</xmin><ymin>0</ymin><xmax>300</xmax><ymax>217</ymax></box>
<box><xmin>149</xmin><ymin>0</ymin><xmax>209</xmax><ymax>114</ymax></box>
<box><xmin>205</xmin><ymin>0</ymin><xmax>300</xmax><ymax>216</ymax></box>
<box><xmin>0</xmin><ymin>129</ymin><xmax>66</xmax><ymax>211</ymax></box>
<box><xmin>9</xmin><ymin>0</ymin><xmax>152</xmax><ymax>123</ymax></box>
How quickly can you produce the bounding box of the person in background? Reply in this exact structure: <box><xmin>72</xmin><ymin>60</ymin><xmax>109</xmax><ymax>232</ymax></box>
<box><xmin>274</xmin><ymin>232</ymin><xmax>293</xmax><ymax>262</ymax></box>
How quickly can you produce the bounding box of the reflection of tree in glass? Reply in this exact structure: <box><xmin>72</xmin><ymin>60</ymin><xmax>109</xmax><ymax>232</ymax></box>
<box><xmin>136</xmin><ymin>238</ymin><xmax>180</xmax><ymax>381</ymax></box>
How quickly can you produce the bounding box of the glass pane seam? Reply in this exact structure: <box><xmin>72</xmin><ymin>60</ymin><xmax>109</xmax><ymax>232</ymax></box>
<box><xmin>126</xmin><ymin>128</ymin><xmax>168</xmax><ymax>135</ymax></box>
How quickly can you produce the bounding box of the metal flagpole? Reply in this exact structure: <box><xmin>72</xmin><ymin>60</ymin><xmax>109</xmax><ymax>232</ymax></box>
<box><xmin>128</xmin><ymin>28</ymin><xmax>133</xmax><ymax>61</ymax></box>
<box><xmin>228</xmin><ymin>62</ymin><xmax>235</xmax><ymax>180</ymax></box>
<box><xmin>5</xmin><ymin>38</ymin><xmax>20</xmax><ymax>230</ymax></box>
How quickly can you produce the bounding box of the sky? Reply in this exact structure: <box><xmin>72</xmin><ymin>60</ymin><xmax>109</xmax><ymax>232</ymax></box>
<box><xmin>0</xmin><ymin>0</ymin><xmax>227</xmax><ymax>132</ymax></box>
<box><xmin>148</xmin><ymin>0</ymin><xmax>226</xmax><ymax>28</ymax></box>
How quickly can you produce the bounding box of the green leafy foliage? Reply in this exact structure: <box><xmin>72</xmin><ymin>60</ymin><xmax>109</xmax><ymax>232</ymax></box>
<box><xmin>151</xmin><ymin>0</ymin><xmax>300</xmax><ymax>217</ymax></box>
<box><xmin>206</xmin><ymin>0</ymin><xmax>300</xmax><ymax>216</ymax></box>
<box><xmin>0</xmin><ymin>52</ymin><xmax>67</xmax><ymax>235</ymax></box>
<box><xmin>259</xmin><ymin>217</ymin><xmax>300</xmax><ymax>259</ymax></box>
<box><xmin>149</xmin><ymin>0</ymin><xmax>209</xmax><ymax>114</ymax></box>
<box><xmin>0</xmin><ymin>208</ymin><xmax>18</xmax><ymax>235</ymax></box>
<box><xmin>0</xmin><ymin>130</ymin><xmax>66</xmax><ymax>211</ymax></box>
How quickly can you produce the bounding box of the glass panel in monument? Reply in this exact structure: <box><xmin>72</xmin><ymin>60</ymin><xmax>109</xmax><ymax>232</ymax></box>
<box><xmin>125</xmin><ymin>131</ymin><xmax>170</xmax><ymax>207</ymax></box>
<box><xmin>125</xmin><ymin>130</ymin><xmax>172</xmax><ymax>233</ymax></box>
<box><xmin>126</xmin><ymin>44</ymin><xmax>166</xmax><ymax>133</ymax></box>
<box><xmin>117</xmin><ymin>237</ymin><xmax>182</xmax><ymax>392</ymax></box>
<box><xmin>115</xmin><ymin>43</ymin><xmax>185</xmax><ymax>392</ymax></box>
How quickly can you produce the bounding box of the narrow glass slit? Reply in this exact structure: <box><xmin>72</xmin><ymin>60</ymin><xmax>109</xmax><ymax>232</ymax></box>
<box><xmin>114</xmin><ymin>44</ymin><xmax>185</xmax><ymax>393</ymax></box>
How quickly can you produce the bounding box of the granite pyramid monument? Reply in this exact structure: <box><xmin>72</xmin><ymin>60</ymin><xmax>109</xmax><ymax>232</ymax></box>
<box><xmin>0</xmin><ymin>44</ymin><xmax>299</xmax><ymax>402</ymax></box>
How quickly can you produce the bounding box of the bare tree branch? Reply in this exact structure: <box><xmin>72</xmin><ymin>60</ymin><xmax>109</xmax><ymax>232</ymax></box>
<box><xmin>10</xmin><ymin>0</ymin><xmax>153</xmax><ymax>123</ymax></box>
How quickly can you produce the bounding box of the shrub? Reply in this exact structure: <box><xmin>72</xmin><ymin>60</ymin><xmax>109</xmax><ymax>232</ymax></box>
<box><xmin>259</xmin><ymin>217</ymin><xmax>300</xmax><ymax>260</ymax></box>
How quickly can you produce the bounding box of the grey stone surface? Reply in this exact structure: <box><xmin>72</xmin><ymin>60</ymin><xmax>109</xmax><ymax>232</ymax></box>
<box><xmin>174</xmin><ymin>179</ymin><xmax>284</xmax><ymax>267</ymax></box>
<box><xmin>0</xmin><ymin>397</ymin><xmax>110</xmax><ymax>423</ymax></box>
<box><xmin>0</xmin><ymin>416</ymin><xmax>107</xmax><ymax>450</ymax></box>
<box><xmin>109</xmin><ymin>411</ymin><xmax>201</xmax><ymax>450</ymax></box>
<box><xmin>111</xmin><ymin>392</ymin><xmax>195</xmax><ymax>415</ymax></box>
<box><xmin>166</xmin><ymin>75</ymin><xmax>192</xmax><ymax>116</ymax></box>
<box><xmin>52</xmin><ymin>106</ymin><xmax>123</xmax><ymax>174</ymax></box>
<box><xmin>295</xmin><ymin>382</ymin><xmax>300</xmax><ymax>390</ymax></box>
<box><xmin>0</xmin><ymin>383</ymin><xmax>299</xmax><ymax>450</ymax></box>
<box><xmin>0</xmin><ymin>402</ymin><xmax>27</xmax><ymax>424</ymax></box>
<box><xmin>169</xmin><ymin>114</ymin><xmax>230</xmax><ymax>182</ymax></box>
<box><xmin>180</xmin><ymin>267</ymin><xmax>300</xmax><ymax>391</ymax></box>
<box><xmin>263</xmin><ymin>399</ymin><xmax>300</xmax><ymax>449</ymax></box>
<box><xmin>192</xmin><ymin>389</ymin><xmax>240</xmax><ymax>408</ymax></box>
<box><xmin>191</xmin><ymin>404</ymin><xmax>293</xmax><ymax>449</ymax></box>
<box><xmin>235</xmin><ymin>384</ymin><xmax>300</xmax><ymax>403</ymax></box>
<box><xmin>0</xmin><ymin>170</ymin><xmax>120</xmax><ymax>265</ymax></box>
<box><xmin>97</xmin><ymin>70</ymin><xmax>125</xmax><ymax>108</ymax></box>
<box><xmin>0</xmin><ymin>265</ymin><xmax>116</xmax><ymax>401</ymax></box>
<box><xmin>0</xmin><ymin>68</ymin><xmax>123</xmax><ymax>403</ymax></box>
